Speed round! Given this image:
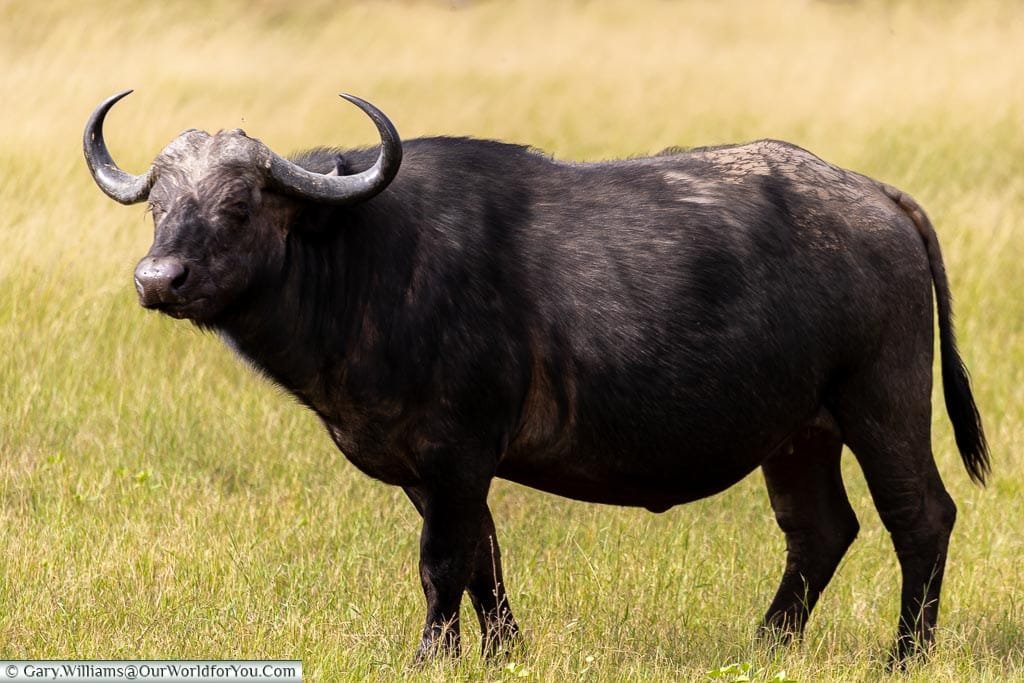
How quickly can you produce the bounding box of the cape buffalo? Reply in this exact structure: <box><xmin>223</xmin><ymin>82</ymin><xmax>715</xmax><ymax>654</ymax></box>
<box><xmin>84</xmin><ymin>90</ymin><xmax>988</xmax><ymax>664</ymax></box>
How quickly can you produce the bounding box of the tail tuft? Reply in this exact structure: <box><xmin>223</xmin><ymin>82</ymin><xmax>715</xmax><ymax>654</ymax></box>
<box><xmin>940</xmin><ymin>324</ymin><xmax>990</xmax><ymax>485</ymax></box>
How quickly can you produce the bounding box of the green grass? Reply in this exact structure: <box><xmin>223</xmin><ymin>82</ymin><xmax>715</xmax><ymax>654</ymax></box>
<box><xmin>2</xmin><ymin>0</ymin><xmax>1024</xmax><ymax>680</ymax></box>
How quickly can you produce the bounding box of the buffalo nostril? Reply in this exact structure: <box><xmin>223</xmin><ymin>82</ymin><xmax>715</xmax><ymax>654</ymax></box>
<box><xmin>170</xmin><ymin>265</ymin><xmax>188</xmax><ymax>290</ymax></box>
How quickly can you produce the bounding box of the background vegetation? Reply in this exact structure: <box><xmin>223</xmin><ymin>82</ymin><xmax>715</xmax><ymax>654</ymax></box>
<box><xmin>1</xmin><ymin>1</ymin><xmax>1022</xmax><ymax>680</ymax></box>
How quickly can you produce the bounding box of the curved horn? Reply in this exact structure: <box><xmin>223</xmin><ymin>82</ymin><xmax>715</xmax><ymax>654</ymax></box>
<box><xmin>83</xmin><ymin>90</ymin><xmax>155</xmax><ymax>205</ymax></box>
<box><xmin>266</xmin><ymin>93</ymin><xmax>402</xmax><ymax>205</ymax></box>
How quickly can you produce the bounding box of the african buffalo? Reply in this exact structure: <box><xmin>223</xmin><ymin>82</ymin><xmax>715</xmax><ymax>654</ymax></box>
<box><xmin>84</xmin><ymin>90</ymin><xmax>988</xmax><ymax>663</ymax></box>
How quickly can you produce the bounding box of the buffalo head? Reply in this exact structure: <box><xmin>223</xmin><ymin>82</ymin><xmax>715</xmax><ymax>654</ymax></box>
<box><xmin>83</xmin><ymin>90</ymin><xmax>402</xmax><ymax>323</ymax></box>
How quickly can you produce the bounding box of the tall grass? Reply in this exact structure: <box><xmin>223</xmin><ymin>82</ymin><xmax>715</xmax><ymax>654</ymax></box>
<box><xmin>1</xmin><ymin>1</ymin><xmax>1023</xmax><ymax>680</ymax></box>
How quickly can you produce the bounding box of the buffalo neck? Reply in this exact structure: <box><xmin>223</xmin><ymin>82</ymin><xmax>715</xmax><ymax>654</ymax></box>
<box><xmin>213</xmin><ymin>205</ymin><xmax>362</xmax><ymax>408</ymax></box>
<box><xmin>212</xmin><ymin>195</ymin><xmax>417</xmax><ymax>415</ymax></box>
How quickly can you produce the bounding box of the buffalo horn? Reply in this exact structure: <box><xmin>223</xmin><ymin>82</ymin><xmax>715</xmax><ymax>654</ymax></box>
<box><xmin>265</xmin><ymin>93</ymin><xmax>403</xmax><ymax>205</ymax></box>
<box><xmin>83</xmin><ymin>90</ymin><xmax>155</xmax><ymax>205</ymax></box>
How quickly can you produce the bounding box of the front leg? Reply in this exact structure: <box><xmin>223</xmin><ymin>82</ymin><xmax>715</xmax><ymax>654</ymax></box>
<box><xmin>407</xmin><ymin>482</ymin><xmax>490</xmax><ymax>661</ymax></box>
<box><xmin>466</xmin><ymin>508</ymin><xmax>520</xmax><ymax>658</ymax></box>
<box><xmin>405</xmin><ymin>482</ymin><xmax>520</xmax><ymax>661</ymax></box>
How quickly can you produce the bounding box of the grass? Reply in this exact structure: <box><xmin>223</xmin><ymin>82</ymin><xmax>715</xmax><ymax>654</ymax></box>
<box><xmin>2</xmin><ymin>0</ymin><xmax>1024</xmax><ymax>680</ymax></box>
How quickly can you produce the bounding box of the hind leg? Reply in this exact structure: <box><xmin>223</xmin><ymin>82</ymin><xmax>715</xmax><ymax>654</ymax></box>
<box><xmin>837</xmin><ymin>363</ymin><xmax>957</xmax><ymax>663</ymax></box>
<box><xmin>850</xmin><ymin>438</ymin><xmax>955</xmax><ymax>663</ymax></box>
<box><xmin>760</xmin><ymin>413</ymin><xmax>859</xmax><ymax>641</ymax></box>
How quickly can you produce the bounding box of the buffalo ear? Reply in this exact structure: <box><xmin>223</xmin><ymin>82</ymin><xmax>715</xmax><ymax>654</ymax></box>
<box><xmin>326</xmin><ymin>154</ymin><xmax>348</xmax><ymax>177</ymax></box>
<box><xmin>275</xmin><ymin>154</ymin><xmax>351</xmax><ymax>234</ymax></box>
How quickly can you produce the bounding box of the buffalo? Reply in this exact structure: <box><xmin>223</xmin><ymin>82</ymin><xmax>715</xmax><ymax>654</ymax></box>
<box><xmin>84</xmin><ymin>90</ymin><xmax>988</xmax><ymax>664</ymax></box>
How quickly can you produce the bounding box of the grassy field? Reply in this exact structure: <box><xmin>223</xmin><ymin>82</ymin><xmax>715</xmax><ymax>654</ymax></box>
<box><xmin>2</xmin><ymin>0</ymin><xmax>1023</xmax><ymax>680</ymax></box>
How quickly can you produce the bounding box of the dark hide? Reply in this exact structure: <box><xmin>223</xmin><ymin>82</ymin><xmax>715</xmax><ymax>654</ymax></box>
<box><xmin>123</xmin><ymin>131</ymin><xmax>987</xmax><ymax>664</ymax></box>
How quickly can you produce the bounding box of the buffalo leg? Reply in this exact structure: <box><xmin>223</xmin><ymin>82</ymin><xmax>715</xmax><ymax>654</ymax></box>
<box><xmin>465</xmin><ymin>507</ymin><xmax>520</xmax><ymax>658</ymax></box>
<box><xmin>760</xmin><ymin>418</ymin><xmax>859</xmax><ymax>641</ymax></box>
<box><xmin>848</xmin><ymin>439</ymin><xmax>955</xmax><ymax>664</ymax></box>
<box><xmin>837</xmin><ymin>360</ymin><xmax>957</xmax><ymax>664</ymax></box>
<box><xmin>404</xmin><ymin>485</ymin><xmax>518</xmax><ymax>660</ymax></box>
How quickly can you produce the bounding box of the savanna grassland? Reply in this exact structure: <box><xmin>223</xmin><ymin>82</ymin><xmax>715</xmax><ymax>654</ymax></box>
<box><xmin>2</xmin><ymin>1</ymin><xmax>1023</xmax><ymax>680</ymax></box>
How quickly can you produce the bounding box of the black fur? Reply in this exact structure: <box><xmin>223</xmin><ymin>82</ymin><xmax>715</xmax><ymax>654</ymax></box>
<box><xmin>126</xmin><ymin>132</ymin><xmax>987</xmax><ymax>663</ymax></box>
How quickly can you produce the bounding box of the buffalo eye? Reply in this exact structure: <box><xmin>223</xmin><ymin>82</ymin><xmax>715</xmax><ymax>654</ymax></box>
<box><xmin>220</xmin><ymin>199</ymin><xmax>251</xmax><ymax>222</ymax></box>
